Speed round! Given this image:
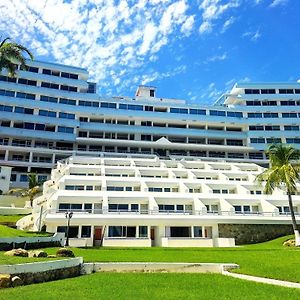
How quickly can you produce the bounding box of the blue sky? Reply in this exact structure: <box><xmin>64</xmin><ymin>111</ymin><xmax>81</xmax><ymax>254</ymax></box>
<box><xmin>0</xmin><ymin>0</ymin><xmax>299</xmax><ymax>104</ymax></box>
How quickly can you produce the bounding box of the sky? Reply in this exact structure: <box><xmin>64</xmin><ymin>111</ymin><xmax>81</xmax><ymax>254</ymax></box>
<box><xmin>0</xmin><ymin>0</ymin><xmax>299</xmax><ymax>105</ymax></box>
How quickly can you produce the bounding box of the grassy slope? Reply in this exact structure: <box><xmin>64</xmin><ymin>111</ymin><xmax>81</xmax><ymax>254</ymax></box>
<box><xmin>1</xmin><ymin>273</ymin><xmax>300</xmax><ymax>300</ymax></box>
<box><xmin>43</xmin><ymin>235</ymin><xmax>299</xmax><ymax>282</ymax></box>
<box><xmin>0</xmin><ymin>235</ymin><xmax>298</xmax><ymax>282</ymax></box>
<box><xmin>0</xmin><ymin>215</ymin><xmax>26</xmax><ymax>224</ymax></box>
<box><xmin>0</xmin><ymin>224</ymin><xmax>50</xmax><ymax>237</ymax></box>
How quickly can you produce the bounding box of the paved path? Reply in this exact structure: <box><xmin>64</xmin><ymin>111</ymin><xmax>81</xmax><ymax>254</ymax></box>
<box><xmin>223</xmin><ymin>271</ymin><xmax>300</xmax><ymax>289</ymax></box>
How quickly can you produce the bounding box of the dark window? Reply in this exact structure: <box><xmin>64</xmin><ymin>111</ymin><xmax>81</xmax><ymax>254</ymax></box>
<box><xmin>81</xmin><ymin>226</ymin><xmax>91</xmax><ymax>238</ymax></box>
<box><xmin>59</xmin><ymin>112</ymin><xmax>75</xmax><ymax>119</ymax></box>
<box><xmin>101</xmin><ymin>102</ymin><xmax>117</xmax><ymax>109</ymax></box>
<box><xmin>150</xmin><ymin>89</ymin><xmax>155</xmax><ymax>97</ymax></box>
<box><xmin>227</xmin><ymin>111</ymin><xmax>243</xmax><ymax>118</ymax></box>
<box><xmin>209</xmin><ymin>110</ymin><xmax>226</xmax><ymax>116</ymax></box>
<box><xmin>58</xmin><ymin>126</ymin><xmax>74</xmax><ymax>134</ymax></box>
<box><xmin>190</xmin><ymin>109</ymin><xmax>206</xmax><ymax>115</ymax></box>
<box><xmin>170</xmin><ymin>107</ymin><xmax>188</xmax><ymax>114</ymax></box>
<box><xmin>282</xmin><ymin>113</ymin><xmax>297</xmax><ymax>118</ymax></box>
<box><xmin>59</xmin><ymin>98</ymin><xmax>76</xmax><ymax>105</ymax></box>
<box><xmin>40</xmin><ymin>95</ymin><xmax>58</xmax><ymax>103</ymax></box>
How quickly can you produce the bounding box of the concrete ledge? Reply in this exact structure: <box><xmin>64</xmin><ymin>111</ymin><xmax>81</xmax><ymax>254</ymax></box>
<box><xmin>0</xmin><ymin>257</ymin><xmax>83</xmax><ymax>274</ymax></box>
<box><xmin>0</xmin><ymin>233</ymin><xmax>64</xmax><ymax>249</ymax></box>
<box><xmin>223</xmin><ymin>271</ymin><xmax>300</xmax><ymax>289</ymax></box>
<box><xmin>82</xmin><ymin>262</ymin><xmax>239</xmax><ymax>274</ymax></box>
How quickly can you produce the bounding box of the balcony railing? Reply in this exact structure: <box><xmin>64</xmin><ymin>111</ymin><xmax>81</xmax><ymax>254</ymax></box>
<box><xmin>49</xmin><ymin>208</ymin><xmax>300</xmax><ymax>217</ymax></box>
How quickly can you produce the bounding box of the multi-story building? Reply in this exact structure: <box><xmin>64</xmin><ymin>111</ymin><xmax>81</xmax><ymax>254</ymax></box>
<box><xmin>1</xmin><ymin>60</ymin><xmax>300</xmax><ymax>187</ymax></box>
<box><xmin>27</xmin><ymin>155</ymin><xmax>298</xmax><ymax>247</ymax></box>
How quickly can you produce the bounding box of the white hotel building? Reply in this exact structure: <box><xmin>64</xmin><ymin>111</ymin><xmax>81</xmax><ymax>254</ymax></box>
<box><xmin>0</xmin><ymin>60</ymin><xmax>300</xmax><ymax>246</ymax></box>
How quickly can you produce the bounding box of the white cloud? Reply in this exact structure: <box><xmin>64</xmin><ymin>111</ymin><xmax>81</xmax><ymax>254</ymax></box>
<box><xmin>269</xmin><ymin>0</ymin><xmax>288</xmax><ymax>7</ymax></box>
<box><xmin>0</xmin><ymin>0</ymin><xmax>193</xmax><ymax>93</ymax></box>
<box><xmin>221</xmin><ymin>16</ymin><xmax>235</xmax><ymax>33</ymax></box>
<box><xmin>206</xmin><ymin>52</ymin><xmax>227</xmax><ymax>62</ymax></box>
<box><xmin>198</xmin><ymin>0</ymin><xmax>240</xmax><ymax>35</ymax></box>
<box><xmin>243</xmin><ymin>30</ymin><xmax>261</xmax><ymax>42</ymax></box>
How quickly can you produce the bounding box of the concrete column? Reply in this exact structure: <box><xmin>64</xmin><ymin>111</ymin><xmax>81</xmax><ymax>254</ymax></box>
<box><xmin>102</xmin><ymin>195</ymin><xmax>108</xmax><ymax>213</ymax></box>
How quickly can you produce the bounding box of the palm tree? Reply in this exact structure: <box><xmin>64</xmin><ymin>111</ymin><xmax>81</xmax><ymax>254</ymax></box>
<box><xmin>256</xmin><ymin>144</ymin><xmax>300</xmax><ymax>246</ymax></box>
<box><xmin>8</xmin><ymin>173</ymin><xmax>43</xmax><ymax>207</ymax></box>
<box><xmin>0</xmin><ymin>37</ymin><xmax>33</xmax><ymax>77</ymax></box>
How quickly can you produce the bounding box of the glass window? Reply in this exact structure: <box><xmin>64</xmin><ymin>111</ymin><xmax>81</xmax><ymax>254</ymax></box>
<box><xmin>190</xmin><ymin>109</ymin><xmax>206</xmax><ymax>115</ymax></box>
<box><xmin>193</xmin><ymin>226</ymin><xmax>202</xmax><ymax>237</ymax></box>
<box><xmin>58</xmin><ymin>126</ymin><xmax>74</xmax><ymax>134</ymax></box>
<box><xmin>139</xmin><ymin>226</ymin><xmax>148</xmax><ymax>237</ymax></box>
<box><xmin>101</xmin><ymin>102</ymin><xmax>117</xmax><ymax>109</ymax></box>
<box><xmin>81</xmin><ymin>226</ymin><xmax>91</xmax><ymax>238</ymax></box>
<box><xmin>59</xmin><ymin>98</ymin><xmax>76</xmax><ymax>105</ymax></box>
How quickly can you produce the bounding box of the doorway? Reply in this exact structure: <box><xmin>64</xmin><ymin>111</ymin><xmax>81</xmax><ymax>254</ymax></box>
<box><xmin>93</xmin><ymin>226</ymin><xmax>102</xmax><ymax>246</ymax></box>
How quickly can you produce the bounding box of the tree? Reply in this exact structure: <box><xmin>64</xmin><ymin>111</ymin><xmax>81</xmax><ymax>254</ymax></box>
<box><xmin>256</xmin><ymin>144</ymin><xmax>300</xmax><ymax>246</ymax></box>
<box><xmin>8</xmin><ymin>173</ymin><xmax>44</xmax><ymax>207</ymax></box>
<box><xmin>0</xmin><ymin>37</ymin><xmax>33</xmax><ymax>77</ymax></box>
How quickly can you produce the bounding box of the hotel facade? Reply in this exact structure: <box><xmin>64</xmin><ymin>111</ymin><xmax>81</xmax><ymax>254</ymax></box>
<box><xmin>0</xmin><ymin>60</ymin><xmax>299</xmax><ymax>246</ymax></box>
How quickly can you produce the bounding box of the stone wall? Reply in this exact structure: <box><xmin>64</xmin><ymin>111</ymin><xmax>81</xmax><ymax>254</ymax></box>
<box><xmin>13</xmin><ymin>265</ymin><xmax>81</xmax><ymax>285</ymax></box>
<box><xmin>218</xmin><ymin>224</ymin><xmax>294</xmax><ymax>245</ymax></box>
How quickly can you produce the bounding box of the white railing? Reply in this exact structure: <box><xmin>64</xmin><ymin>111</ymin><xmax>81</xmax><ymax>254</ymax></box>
<box><xmin>46</xmin><ymin>208</ymin><xmax>299</xmax><ymax>217</ymax></box>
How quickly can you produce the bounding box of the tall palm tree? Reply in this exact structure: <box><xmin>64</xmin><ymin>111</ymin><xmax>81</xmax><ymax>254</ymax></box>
<box><xmin>8</xmin><ymin>173</ymin><xmax>44</xmax><ymax>207</ymax></box>
<box><xmin>0</xmin><ymin>37</ymin><xmax>33</xmax><ymax>77</ymax></box>
<box><xmin>256</xmin><ymin>144</ymin><xmax>300</xmax><ymax>246</ymax></box>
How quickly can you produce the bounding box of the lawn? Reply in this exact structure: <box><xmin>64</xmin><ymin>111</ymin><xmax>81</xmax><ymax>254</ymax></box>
<box><xmin>0</xmin><ymin>215</ymin><xmax>26</xmax><ymax>224</ymax></box>
<box><xmin>40</xmin><ymin>235</ymin><xmax>299</xmax><ymax>283</ymax></box>
<box><xmin>0</xmin><ymin>224</ymin><xmax>50</xmax><ymax>238</ymax></box>
<box><xmin>0</xmin><ymin>235</ymin><xmax>299</xmax><ymax>282</ymax></box>
<box><xmin>0</xmin><ymin>273</ymin><xmax>299</xmax><ymax>300</ymax></box>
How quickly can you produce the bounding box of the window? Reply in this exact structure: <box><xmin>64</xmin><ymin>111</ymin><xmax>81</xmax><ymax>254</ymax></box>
<box><xmin>286</xmin><ymin>138</ymin><xmax>300</xmax><ymax>144</ymax></box>
<box><xmin>262</xmin><ymin>101</ymin><xmax>277</xmax><ymax>106</ymax></box>
<box><xmin>227</xmin><ymin>111</ymin><xmax>243</xmax><ymax>118</ymax></box>
<box><xmin>249</xmin><ymin>125</ymin><xmax>264</xmax><ymax>131</ymax></box>
<box><xmin>281</xmin><ymin>100</ymin><xmax>295</xmax><ymax>106</ymax></box>
<box><xmin>42</xmin><ymin>69</ymin><xmax>60</xmax><ymax>76</ymax></box>
<box><xmin>20</xmin><ymin>174</ymin><xmax>28</xmax><ymax>182</ymax></box>
<box><xmin>265</xmin><ymin>125</ymin><xmax>280</xmax><ymax>131</ymax></box>
<box><xmin>58</xmin><ymin>126</ymin><xmax>74</xmax><ymax>134</ymax></box>
<box><xmin>81</xmin><ymin>226</ymin><xmax>91</xmax><ymax>238</ymax></box>
<box><xmin>170</xmin><ymin>107</ymin><xmax>188</xmax><ymax>114</ymax></box>
<box><xmin>119</xmin><ymin>104</ymin><xmax>143</xmax><ymax>111</ymax></box>
<box><xmin>137</xmin><ymin>226</ymin><xmax>148</xmax><ymax>237</ymax></box>
<box><xmin>279</xmin><ymin>89</ymin><xmax>294</xmax><ymax>94</ymax></box>
<box><xmin>190</xmin><ymin>109</ymin><xmax>206</xmax><ymax>115</ymax></box>
<box><xmin>209</xmin><ymin>110</ymin><xmax>226</xmax><ymax>116</ymax></box>
<box><xmin>15</xmin><ymin>107</ymin><xmax>34</xmax><ymax>114</ymax></box>
<box><xmin>246</xmin><ymin>100</ymin><xmax>261</xmax><ymax>106</ymax></box>
<box><xmin>59</xmin><ymin>98</ymin><xmax>76</xmax><ymax>105</ymax></box>
<box><xmin>0</xmin><ymin>75</ymin><xmax>16</xmax><ymax>83</ymax></box>
<box><xmin>16</xmin><ymin>92</ymin><xmax>35</xmax><ymax>100</ymax></box>
<box><xmin>282</xmin><ymin>113</ymin><xmax>297</xmax><ymax>118</ymax></box>
<box><xmin>18</xmin><ymin>78</ymin><xmax>37</xmax><ymax>86</ymax></box>
<box><xmin>284</xmin><ymin>125</ymin><xmax>299</xmax><ymax>131</ymax></box>
<box><xmin>0</xmin><ymin>105</ymin><xmax>13</xmax><ymax>112</ymax></box>
<box><xmin>263</xmin><ymin>112</ymin><xmax>278</xmax><ymax>118</ymax></box>
<box><xmin>0</xmin><ymin>89</ymin><xmax>15</xmax><ymax>97</ymax></box>
<box><xmin>60</xmin><ymin>85</ymin><xmax>77</xmax><ymax>92</ymax></box>
<box><xmin>40</xmin><ymin>95</ymin><xmax>58</xmax><ymax>103</ymax></box>
<box><xmin>59</xmin><ymin>112</ymin><xmax>75</xmax><ymax>119</ymax></box>
<box><xmin>41</xmin><ymin>82</ymin><xmax>59</xmax><ymax>89</ymax></box>
<box><xmin>193</xmin><ymin>226</ymin><xmax>202</xmax><ymax>237</ymax></box>
<box><xmin>150</xmin><ymin>89</ymin><xmax>155</xmax><ymax>97</ymax></box>
<box><xmin>101</xmin><ymin>102</ymin><xmax>117</xmax><ymax>109</ymax></box>
<box><xmin>61</xmin><ymin>72</ymin><xmax>78</xmax><ymax>79</ymax></box>
<box><xmin>266</xmin><ymin>138</ymin><xmax>281</xmax><ymax>144</ymax></box>
<box><xmin>79</xmin><ymin>100</ymin><xmax>99</xmax><ymax>107</ymax></box>
<box><xmin>39</xmin><ymin>110</ymin><xmax>56</xmax><ymax>118</ymax></box>
<box><xmin>250</xmin><ymin>138</ymin><xmax>265</xmax><ymax>143</ymax></box>
<box><xmin>261</xmin><ymin>89</ymin><xmax>275</xmax><ymax>94</ymax></box>
<box><xmin>245</xmin><ymin>89</ymin><xmax>260</xmax><ymax>94</ymax></box>
<box><xmin>248</xmin><ymin>112</ymin><xmax>262</xmax><ymax>118</ymax></box>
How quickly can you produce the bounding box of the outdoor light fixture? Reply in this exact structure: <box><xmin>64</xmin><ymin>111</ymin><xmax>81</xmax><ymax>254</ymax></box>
<box><xmin>64</xmin><ymin>211</ymin><xmax>73</xmax><ymax>247</ymax></box>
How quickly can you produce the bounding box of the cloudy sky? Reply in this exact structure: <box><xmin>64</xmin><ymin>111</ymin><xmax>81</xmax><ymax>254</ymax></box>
<box><xmin>0</xmin><ymin>0</ymin><xmax>299</xmax><ymax>104</ymax></box>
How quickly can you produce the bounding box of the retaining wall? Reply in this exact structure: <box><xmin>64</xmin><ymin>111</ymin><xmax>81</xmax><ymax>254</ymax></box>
<box><xmin>0</xmin><ymin>257</ymin><xmax>83</xmax><ymax>286</ymax></box>
<box><xmin>0</xmin><ymin>233</ymin><xmax>64</xmax><ymax>251</ymax></box>
<box><xmin>218</xmin><ymin>224</ymin><xmax>294</xmax><ymax>245</ymax></box>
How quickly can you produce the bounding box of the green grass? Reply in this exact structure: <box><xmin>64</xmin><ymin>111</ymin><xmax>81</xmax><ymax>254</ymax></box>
<box><xmin>39</xmin><ymin>235</ymin><xmax>299</xmax><ymax>283</ymax></box>
<box><xmin>0</xmin><ymin>235</ymin><xmax>299</xmax><ymax>283</ymax></box>
<box><xmin>1</xmin><ymin>273</ymin><xmax>300</xmax><ymax>300</ymax></box>
<box><xmin>0</xmin><ymin>215</ymin><xmax>26</xmax><ymax>224</ymax></box>
<box><xmin>0</xmin><ymin>224</ymin><xmax>50</xmax><ymax>237</ymax></box>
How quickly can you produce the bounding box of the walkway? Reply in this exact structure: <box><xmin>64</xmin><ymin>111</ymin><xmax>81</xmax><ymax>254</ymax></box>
<box><xmin>223</xmin><ymin>271</ymin><xmax>300</xmax><ymax>289</ymax></box>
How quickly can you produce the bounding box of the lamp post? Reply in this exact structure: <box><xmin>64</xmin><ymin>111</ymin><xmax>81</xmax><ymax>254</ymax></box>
<box><xmin>64</xmin><ymin>211</ymin><xmax>73</xmax><ymax>247</ymax></box>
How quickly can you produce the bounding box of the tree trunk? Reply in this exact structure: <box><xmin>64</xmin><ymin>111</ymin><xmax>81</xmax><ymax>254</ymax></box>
<box><xmin>287</xmin><ymin>192</ymin><xmax>300</xmax><ymax>246</ymax></box>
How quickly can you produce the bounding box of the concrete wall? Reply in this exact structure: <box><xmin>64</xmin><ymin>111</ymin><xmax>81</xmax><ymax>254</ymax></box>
<box><xmin>103</xmin><ymin>238</ymin><xmax>152</xmax><ymax>247</ymax></box>
<box><xmin>0</xmin><ymin>207</ymin><xmax>31</xmax><ymax>215</ymax></box>
<box><xmin>161</xmin><ymin>238</ymin><xmax>214</xmax><ymax>247</ymax></box>
<box><xmin>0</xmin><ymin>257</ymin><xmax>83</xmax><ymax>286</ymax></box>
<box><xmin>0</xmin><ymin>233</ymin><xmax>64</xmax><ymax>251</ymax></box>
<box><xmin>218</xmin><ymin>224</ymin><xmax>294</xmax><ymax>245</ymax></box>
